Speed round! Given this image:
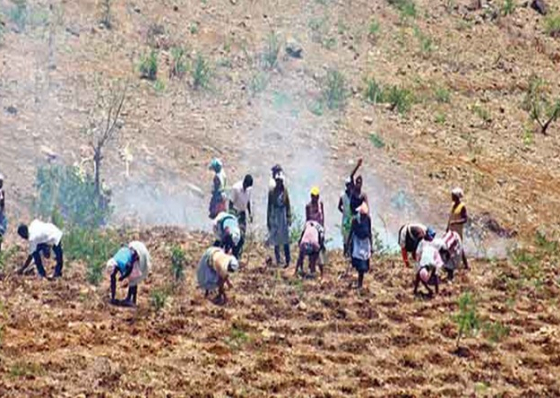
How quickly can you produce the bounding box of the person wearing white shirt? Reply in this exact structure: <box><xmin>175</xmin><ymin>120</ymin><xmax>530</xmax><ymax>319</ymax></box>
<box><xmin>229</xmin><ymin>175</ymin><xmax>253</xmax><ymax>235</ymax></box>
<box><xmin>17</xmin><ymin>220</ymin><xmax>64</xmax><ymax>279</ymax></box>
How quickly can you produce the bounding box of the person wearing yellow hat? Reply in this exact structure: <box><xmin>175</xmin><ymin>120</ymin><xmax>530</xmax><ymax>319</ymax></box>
<box><xmin>197</xmin><ymin>246</ymin><xmax>239</xmax><ymax>304</ymax></box>
<box><xmin>346</xmin><ymin>202</ymin><xmax>373</xmax><ymax>288</ymax></box>
<box><xmin>306</xmin><ymin>186</ymin><xmax>326</xmax><ymax>274</ymax></box>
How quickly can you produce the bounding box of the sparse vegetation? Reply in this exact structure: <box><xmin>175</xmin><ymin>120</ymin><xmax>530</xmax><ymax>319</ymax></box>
<box><xmin>483</xmin><ymin>320</ymin><xmax>510</xmax><ymax>343</ymax></box>
<box><xmin>369</xmin><ymin>133</ymin><xmax>385</xmax><ymax>149</ymax></box>
<box><xmin>150</xmin><ymin>287</ymin><xmax>170</xmax><ymax>313</ymax></box>
<box><xmin>249</xmin><ymin>71</ymin><xmax>268</xmax><ymax>95</ymax></box>
<box><xmin>170</xmin><ymin>244</ymin><xmax>186</xmax><ymax>284</ymax></box>
<box><xmin>414</xmin><ymin>27</ymin><xmax>433</xmax><ymax>55</ymax></box>
<box><xmin>322</xmin><ymin>69</ymin><xmax>348</xmax><ymax>110</ymax></box>
<box><xmin>368</xmin><ymin>19</ymin><xmax>380</xmax><ymax>39</ymax></box>
<box><xmin>225</xmin><ymin>325</ymin><xmax>250</xmax><ymax>350</ymax></box>
<box><xmin>189</xmin><ymin>22</ymin><xmax>199</xmax><ymax>35</ymax></box>
<box><xmin>435</xmin><ymin>112</ymin><xmax>446</xmax><ymax>124</ymax></box>
<box><xmin>262</xmin><ymin>32</ymin><xmax>281</xmax><ymax>69</ymax></box>
<box><xmin>544</xmin><ymin>14</ymin><xmax>560</xmax><ymax>38</ymax></box>
<box><xmin>523</xmin><ymin>75</ymin><xmax>560</xmax><ymax>135</ymax></box>
<box><xmin>139</xmin><ymin>50</ymin><xmax>158</xmax><ymax>81</ymax></box>
<box><xmin>453</xmin><ymin>292</ymin><xmax>480</xmax><ymax>349</ymax></box>
<box><xmin>154</xmin><ymin>79</ymin><xmax>165</xmax><ymax>93</ymax></box>
<box><xmin>8</xmin><ymin>0</ymin><xmax>27</xmax><ymax>32</ymax></box>
<box><xmin>473</xmin><ymin>104</ymin><xmax>492</xmax><ymax>124</ymax></box>
<box><xmin>191</xmin><ymin>54</ymin><xmax>212</xmax><ymax>90</ymax></box>
<box><xmin>289</xmin><ymin>212</ymin><xmax>304</xmax><ymax>244</ymax></box>
<box><xmin>388</xmin><ymin>0</ymin><xmax>417</xmax><ymax>21</ymax></box>
<box><xmin>384</xmin><ymin>85</ymin><xmax>414</xmax><ymax>114</ymax></box>
<box><xmin>434</xmin><ymin>86</ymin><xmax>450</xmax><ymax>103</ymax></box>
<box><xmin>364</xmin><ymin>78</ymin><xmax>383</xmax><ymax>104</ymax></box>
<box><xmin>501</xmin><ymin>0</ymin><xmax>516</xmax><ymax>16</ymax></box>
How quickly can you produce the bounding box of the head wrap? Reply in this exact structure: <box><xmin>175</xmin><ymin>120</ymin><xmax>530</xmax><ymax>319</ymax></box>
<box><xmin>310</xmin><ymin>186</ymin><xmax>320</xmax><ymax>196</ymax></box>
<box><xmin>271</xmin><ymin>164</ymin><xmax>283</xmax><ymax>178</ymax></box>
<box><xmin>209</xmin><ymin>158</ymin><xmax>223</xmax><ymax>172</ymax></box>
<box><xmin>426</xmin><ymin>227</ymin><xmax>436</xmax><ymax>241</ymax></box>
<box><xmin>451</xmin><ymin>187</ymin><xmax>464</xmax><ymax>198</ymax></box>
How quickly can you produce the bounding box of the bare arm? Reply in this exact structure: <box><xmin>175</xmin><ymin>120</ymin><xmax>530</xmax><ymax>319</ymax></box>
<box><xmin>350</xmin><ymin>159</ymin><xmax>363</xmax><ymax>182</ymax></box>
<box><xmin>18</xmin><ymin>254</ymin><xmax>34</xmax><ymax>274</ymax></box>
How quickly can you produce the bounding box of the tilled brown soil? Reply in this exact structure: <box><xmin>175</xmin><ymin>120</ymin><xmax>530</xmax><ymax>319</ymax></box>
<box><xmin>0</xmin><ymin>228</ymin><xmax>558</xmax><ymax>397</ymax></box>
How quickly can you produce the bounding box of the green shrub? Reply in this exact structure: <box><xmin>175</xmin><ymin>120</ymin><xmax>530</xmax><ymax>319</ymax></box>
<box><xmin>545</xmin><ymin>14</ymin><xmax>560</xmax><ymax>37</ymax></box>
<box><xmin>501</xmin><ymin>0</ymin><xmax>515</xmax><ymax>16</ymax></box>
<box><xmin>364</xmin><ymin>78</ymin><xmax>383</xmax><ymax>103</ymax></box>
<box><xmin>368</xmin><ymin>19</ymin><xmax>380</xmax><ymax>37</ymax></box>
<box><xmin>523</xmin><ymin>75</ymin><xmax>560</xmax><ymax>134</ymax></box>
<box><xmin>289</xmin><ymin>211</ymin><xmax>304</xmax><ymax>244</ymax></box>
<box><xmin>225</xmin><ymin>325</ymin><xmax>250</xmax><ymax>350</ymax></box>
<box><xmin>64</xmin><ymin>228</ymin><xmax>120</xmax><ymax>285</ymax></box>
<box><xmin>0</xmin><ymin>247</ymin><xmax>18</xmax><ymax>273</ymax></box>
<box><xmin>483</xmin><ymin>321</ymin><xmax>510</xmax><ymax>343</ymax></box>
<box><xmin>262</xmin><ymin>32</ymin><xmax>281</xmax><ymax>69</ymax></box>
<box><xmin>322</xmin><ymin>69</ymin><xmax>348</xmax><ymax>110</ymax></box>
<box><xmin>139</xmin><ymin>50</ymin><xmax>158</xmax><ymax>81</ymax></box>
<box><xmin>388</xmin><ymin>0</ymin><xmax>417</xmax><ymax>20</ymax></box>
<box><xmin>170</xmin><ymin>47</ymin><xmax>188</xmax><ymax>78</ymax></box>
<box><xmin>189</xmin><ymin>22</ymin><xmax>199</xmax><ymax>34</ymax></box>
<box><xmin>308</xmin><ymin>100</ymin><xmax>324</xmax><ymax>116</ymax></box>
<box><xmin>191</xmin><ymin>54</ymin><xmax>212</xmax><ymax>90</ymax></box>
<box><xmin>369</xmin><ymin>133</ymin><xmax>385</xmax><ymax>148</ymax></box>
<box><xmin>435</xmin><ymin>112</ymin><xmax>446</xmax><ymax>124</ymax></box>
<box><xmin>8</xmin><ymin>0</ymin><xmax>27</xmax><ymax>31</ymax></box>
<box><xmin>414</xmin><ymin>27</ymin><xmax>433</xmax><ymax>55</ymax></box>
<box><xmin>35</xmin><ymin>164</ymin><xmax>112</xmax><ymax>228</ymax></box>
<box><xmin>473</xmin><ymin>104</ymin><xmax>492</xmax><ymax>124</ymax></box>
<box><xmin>453</xmin><ymin>292</ymin><xmax>480</xmax><ymax>348</ymax></box>
<box><xmin>385</xmin><ymin>85</ymin><xmax>414</xmax><ymax>114</ymax></box>
<box><xmin>434</xmin><ymin>86</ymin><xmax>450</xmax><ymax>103</ymax></box>
<box><xmin>150</xmin><ymin>287</ymin><xmax>169</xmax><ymax>312</ymax></box>
<box><xmin>170</xmin><ymin>244</ymin><xmax>186</xmax><ymax>283</ymax></box>
<box><xmin>249</xmin><ymin>71</ymin><xmax>268</xmax><ymax>95</ymax></box>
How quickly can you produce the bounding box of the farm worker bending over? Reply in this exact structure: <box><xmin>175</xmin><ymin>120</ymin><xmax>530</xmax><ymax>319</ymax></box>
<box><xmin>414</xmin><ymin>228</ymin><xmax>441</xmax><ymax>296</ymax></box>
<box><xmin>398</xmin><ymin>223</ymin><xmax>427</xmax><ymax>267</ymax></box>
<box><xmin>229</xmin><ymin>174</ymin><xmax>254</xmax><ymax>237</ymax></box>
<box><xmin>17</xmin><ymin>220</ymin><xmax>64</xmax><ymax>279</ymax></box>
<box><xmin>338</xmin><ymin>178</ymin><xmax>353</xmax><ymax>255</ymax></box>
<box><xmin>197</xmin><ymin>247</ymin><xmax>239</xmax><ymax>304</ymax></box>
<box><xmin>433</xmin><ymin>230</ymin><xmax>469</xmax><ymax>280</ymax></box>
<box><xmin>306</xmin><ymin>186</ymin><xmax>326</xmax><ymax>270</ymax></box>
<box><xmin>267</xmin><ymin>169</ymin><xmax>292</xmax><ymax>268</ymax></box>
<box><xmin>295</xmin><ymin>220</ymin><xmax>325</xmax><ymax>278</ymax></box>
<box><xmin>213</xmin><ymin>211</ymin><xmax>243</xmax><ymax>259</ymax></box>
<box><xmin>0</xmin><ymin>174</ymin><xmax>6</xmax><ymax>252</ymax></box>
<box><xmin>347</xmin><ymin>202</ymin><xmax>373</xmax><ymax>289</ymax></box>
<box><xmin>106</xmin><ymin>241</ymin><xmax>151</xmax><ymax>307</ymax></box>
<box><xmin>208</xmin><ymin>158</ymin><xmax>227</xmax><ymax>219</ymax></box>
<box><xmin>447</xmin><ymin>187</ymin><xmax>467</xmax><ymax>240</ymax></box>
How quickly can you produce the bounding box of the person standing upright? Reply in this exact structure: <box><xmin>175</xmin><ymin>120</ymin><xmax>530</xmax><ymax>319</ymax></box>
<box><xmin>0</xmin><ymin>174</ymin><xmax>6</xmax><ymax>252</ymax></box>
<box><xmin>229</xmin><ymin>174</ymin><xmax>253</xmax><ymax>238</ymax></box>
<box><xmin>447</xmin><ymin>187</ymin><xmax>467</xmax><ymax>240</ymax></box>
<box><xmin>208</xmin><ymin>158</ymin><xmax>227</xmax><ymax>219</ymax></box>
<box><xmin>267</xmin><ymin>170</ymin><xmax>292</xmax><ymax>268</ymax></box>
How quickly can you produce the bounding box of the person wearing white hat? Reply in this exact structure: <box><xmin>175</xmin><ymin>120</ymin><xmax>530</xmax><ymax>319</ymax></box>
<box><xmin>106</xmin><ymin>241</ymin><xmax>151</xmax><ymax>307</ymax></box>
<box><xmin>447</xmin><ymin>187</ymin><xmax>467</xmax><ymax>240</ymax></box>
<box><xmin>197</xmin><ymin>246</ymin><xmax>239</xmax><ymax>303</ymax></box>
<box><xmin>213</xmin><ymin>211</ymin><xmax>243</xmax><ymax>258</ymax></box>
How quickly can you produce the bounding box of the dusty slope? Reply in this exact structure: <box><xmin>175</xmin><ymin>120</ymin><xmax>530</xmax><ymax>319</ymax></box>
<box><xmin>0</xmin><ymin>228</ymin><xmax>559</xmax><ymax>397</ymax></box>
<box><xmin>1</xmin><ymin>0</ymin><xmax>560</xmax><ymax>240</ymax></box>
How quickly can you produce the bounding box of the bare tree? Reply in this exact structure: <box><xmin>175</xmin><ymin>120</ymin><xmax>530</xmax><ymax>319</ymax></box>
<box><xmin>86</xmin><ymin>80</ymin><xmax>127</xmax><ymax>196</ymax></box>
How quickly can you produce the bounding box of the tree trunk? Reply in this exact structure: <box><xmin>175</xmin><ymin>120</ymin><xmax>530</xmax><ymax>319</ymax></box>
<box><xmin>94</xmin><ymin>148</ymin><xmax>102</xmax><ymax>196</ymax></box>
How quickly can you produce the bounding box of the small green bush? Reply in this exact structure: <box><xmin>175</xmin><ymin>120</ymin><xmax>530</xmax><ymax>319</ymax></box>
<box><xmin>8</xmin><ymin>0</ymin><xmax>27</xmax><ymax>31</ymax></box>
<box><xmin>369</xmin><ymin>133</ymin><xmax>385</xmax><ymax>149</ymax></box>
<box><xmin>473</xmin><ymin>104</ymin><xmax>492</xmax><ymax>123</ymax></box>
<box><xmin>545</xmin><ymin>14</ymin><xmax>560</xmax><ymax>37</ymax></box>
<box><xmin>262</xmin><ymin>32</ymin><xmax>281</xmax><ymax>69</ymax></box>
<box><xmin>189</xmin><ymin>22</ymin><xmax>199</xmax><ymax>34</ymax></box>
<box><xmin>388</xmin><ymin>0</ymin><xmax>417</xmax><ymax>20</ymax></box>
<box><xmin>364</xmin><ymin>78</ymin><xmax>383</xmax><ymax>104</ymax></box>
<box><xmin>434</xmin><ymin>86</ymin><xmax>450</xmax><ymax>103</ymax></box>
<box><xmin>150</xmin><ymin>287</ymin><xmax>169</xmax><ymax>312</ymax></box>
<box><xmin>191</xmin><ymin>54</ymin><xmax>212</xmax><ymax>90</ymax></box>
<box><xmin>322</xmin><ymin>69</ymin><xmax>348</xmax><ymax>110</ymax></box>
<box><xmin>289</xmin><ymin>211</ymin><xmax>304</xmax><ymax>244</ymax></box>
<box><xmin>170</xmin><ymin>47</ymin><xmax>187</xmax><ymax>79</ymax></box>
<box><xmin>483</xmin><ymin>321</ymin><xmax>510</xmax><ymax>343</ymax></box>
<box><xmin>385</xmin><ymin>85</ymin><xmax>414</xmax><ymax>114</ymax></box>
<box><xmin>501</xmin><ymin>0</ymin><xmax>516</xmax><ymax>16</ymax></box>
<box><xmin>453</xmin><ymin>292</ymin><xmax>480</xmax><ymax>348</ymax></box>
<box><xmin>226</xmin><ymin>325</ymin><xmax>250</xmax><ymax>350</ymax></box>
<box><xmin>35</xmin><ymin>164</ymin><xmax>112</xmax><ymax>228</ymax></box>
<box><xmin>249</xmin><ymin>71</ymin><xmax>268</xmax><ymax>95</ymax></box>
<box><xmin>139</xmin><ymin>50</ymin><xmax>158</xmax><ymax>81</ymax></box>
<box><xmin>170</xmin><ymin>244</ymin><xmax>186</xmax><ymax>283</ymax></box>
<box><xmin>368</xmin><ymin>19</ymin><xmax>380</xmax><ymax>37</ymax></box>
<box><xmin>435</xmin><ymin>112</ymin><xmax>446</xmax><ymax>124</ymax></box>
